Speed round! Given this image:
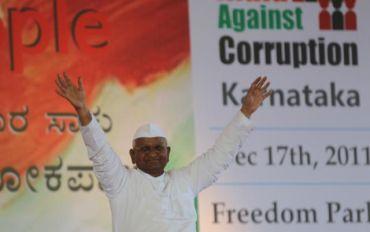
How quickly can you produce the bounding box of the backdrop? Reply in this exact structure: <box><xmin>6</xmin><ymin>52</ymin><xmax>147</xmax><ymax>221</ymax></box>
<box><xmin>1</xmin><ymin>0</ymin><xmax>369</xmax><ymax>231</ymax></box>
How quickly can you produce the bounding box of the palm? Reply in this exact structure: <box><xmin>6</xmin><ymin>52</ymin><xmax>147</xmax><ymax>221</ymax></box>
<box><xmin>241</xmin><ymin>76</ymin><xmax>272</xmax><ymax>117</ymax></box>
<box><xmin>64</xmin><ymin>85</ymin><xmax>85</xmax><ymax>108</ymax></box>
<box><xmin>55</xmin><ymin>73</ymin><xmax>86</xmax><ymax>109</ymax></box>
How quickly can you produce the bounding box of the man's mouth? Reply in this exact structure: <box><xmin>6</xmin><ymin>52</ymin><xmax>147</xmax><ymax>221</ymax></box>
<box><xmin>146</xmin><ymin>159</ymin><xmax>161</xmax><ymax>166</ymax></box>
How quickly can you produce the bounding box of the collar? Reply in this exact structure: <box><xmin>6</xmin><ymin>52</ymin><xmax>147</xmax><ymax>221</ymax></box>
<box><xmin>137</xmin><ymin>168</ymin><xmax>166</xmax><ymax>181</ymax></box>
<box><xmin>137</xmin><ymin>169</ymin><xmax>167</xmax><ymax>192</ymax></box>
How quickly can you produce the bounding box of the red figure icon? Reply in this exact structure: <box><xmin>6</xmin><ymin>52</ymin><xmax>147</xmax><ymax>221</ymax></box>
<box><xmin>319</xmin><ymin>0</ymin><xmax>331</xmax><ymax>30</ymax></box>
<box><xmin>345</xmin><ymin>0</ymin><xmax>357</xmax><ymax>30</ymax></box>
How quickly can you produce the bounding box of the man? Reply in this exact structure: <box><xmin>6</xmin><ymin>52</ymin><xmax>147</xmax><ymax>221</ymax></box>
<box><xmin>55</xmin><ymin>73</ymin><xmax>271</xmax><ymax>232</ymax></box>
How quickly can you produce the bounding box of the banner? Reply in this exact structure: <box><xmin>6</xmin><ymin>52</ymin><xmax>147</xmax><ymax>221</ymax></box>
<box><xmin>1</xmin><ymin>0</ymin><xmax>370</xmax><ymax>231</ymax></box>
<box><xmin>189</xmin><ymin>0</ymin><xmax>370</xmax><ymax>231</ymax></box>
<box><xmin>0</xmin><ymin>1</ymin><xmax>193</xmax><ymax>231</ymax></box>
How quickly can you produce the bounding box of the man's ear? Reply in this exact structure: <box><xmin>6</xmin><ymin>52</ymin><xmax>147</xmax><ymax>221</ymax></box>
<box><xmin>129</xmin><ymin>149</ymin><xmax>136</xmax><ymax>164</ymax></box>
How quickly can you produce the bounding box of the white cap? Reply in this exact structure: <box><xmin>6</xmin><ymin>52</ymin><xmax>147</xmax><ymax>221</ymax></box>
<box><xmin>133</xmin><ymin>123</ymin><xmax>166</xmax><ymax>140</ymax></box>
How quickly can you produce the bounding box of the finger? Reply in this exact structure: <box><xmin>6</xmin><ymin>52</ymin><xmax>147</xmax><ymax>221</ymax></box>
<box><xmin>261</xmin><ymin>81</ymin><xmax>270</xmax><ymax>91</ymax></box>
<box><xmin>257</xmin><ymin>76</ymin><xmax>267</xmax><ymax>88</ymax></box>
<box><xmin>55</xmin><ymin>88</ymin><xmax>66</xmax><ymax>98</ymax></box>
<box><xmin>55</xmin><ymin>79</ymin><xmax>66</xmax><ymax>92</ymax></box>
<box><xmin>78</xmin><ymin>77</ymin><xmax>84</xmax><ymax>91</ymax></box>
<box><xmin>254</xmin><ymin>76</ymin><xmax>264</xmax><ymax>87</ymax></box>
<box><xmin>251</xmin><ymin>76</ymin><xmax>261</xmax><ymax>87</ymax></box>
<box><xmin>57</xmin><ymin>74</ymin><xmax>67</xmax><ymax>88</ymax></box>
<box><xmin>63</xmin><ymin>72</ymin><xmax>72</xmax><ymax>86</ymax></box>
<box><xmin>263</xmin><ymin>90</ymin><xmax>273</xmax><ymax>99</ymax></box>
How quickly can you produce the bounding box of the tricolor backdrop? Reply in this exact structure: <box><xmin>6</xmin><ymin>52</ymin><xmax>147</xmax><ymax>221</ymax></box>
<box><xmin>1</xmin><ymin>0</ymin><xmax>369</xmax><ymax>231</ymax></box>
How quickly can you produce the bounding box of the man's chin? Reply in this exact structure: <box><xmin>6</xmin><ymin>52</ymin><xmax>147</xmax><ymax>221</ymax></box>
<box><xmin>144</xmin><ymin>169</ymin><xmax>164</xmax><ymax>177</ymax></box>
<box><xmin>146</xmin><ymin>160</ymin><xmax>163</xmax><ymax>168</ymax></box>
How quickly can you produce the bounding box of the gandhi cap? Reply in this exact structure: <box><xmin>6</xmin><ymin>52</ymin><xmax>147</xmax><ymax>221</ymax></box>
<box><xmin>133</xmin><ymin>123</ymin><xmax>166</xmax><ymax>140</ymax></box>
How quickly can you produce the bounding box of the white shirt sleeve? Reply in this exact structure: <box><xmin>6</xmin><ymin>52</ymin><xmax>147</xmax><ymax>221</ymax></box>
<box><xmin>80</xmin><ymin>115</ymin><xmax>128</xmax><ymax>198</ymax></box>
<box><xmin>183</xmin><ymin>111</ymin><xmax>253</xmax><ymax>194</ymax></box>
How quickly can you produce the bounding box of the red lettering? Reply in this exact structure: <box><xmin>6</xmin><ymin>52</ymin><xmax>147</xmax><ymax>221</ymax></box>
<box><xmin>8</xmin><ymin>8</ymin><xmax>51</xmax><ymax>72</ymax></box>
<box><xmin>3</xmin><ymin>0</ymin><xmax>110</xmax><ymax>72</ymax></box>
<box><xmin>72</xmin><ymin>9</ymin><xmax>110</xmax><ymax>54</ymax></box>
<box><xmin>53</xmin><ymin>0</ymin><xmax>69</xmax><ymax>53</ymax></box>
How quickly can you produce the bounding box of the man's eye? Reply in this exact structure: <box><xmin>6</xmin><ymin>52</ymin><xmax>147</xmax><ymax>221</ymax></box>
<box><xmin>155</xmin><ymin>146</ymin><xmax>164</xmax><ymax>151</ymax></box>
<box><xmin>140</xmin><ymin>147</ymin><xmax>150</xmax><ymax>152</ymax></box>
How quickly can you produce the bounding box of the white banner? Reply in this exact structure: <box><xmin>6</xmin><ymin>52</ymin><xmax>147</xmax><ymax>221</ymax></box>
<box><xmin>189</xmin><ymin>0</ymin><xmax>370</xmax><ymax>231</ymax></box>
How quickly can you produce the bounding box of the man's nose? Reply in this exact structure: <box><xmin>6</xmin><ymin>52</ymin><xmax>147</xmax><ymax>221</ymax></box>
<box><xmin>147</xmin><ymin>148</ymin><xmax>159</xmax><ymax>157</ymax></box>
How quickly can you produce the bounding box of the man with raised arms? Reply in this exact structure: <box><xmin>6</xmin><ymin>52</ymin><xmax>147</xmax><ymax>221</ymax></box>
<box><xmin>55</xmin><ymin>74</ymin><xmax>271</xmax><ymax>232</ymax></box>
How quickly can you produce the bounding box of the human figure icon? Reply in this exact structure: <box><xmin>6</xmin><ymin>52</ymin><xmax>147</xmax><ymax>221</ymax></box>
<box><xmin>345</xmin><ymin>0</ymin><xmax>357</xmax><ymax>30</ymax></box>
<box><xmin>332</xmin><ymin>0</ymin><xmax>344</xmax><ymax>30</ymax></box>
<box><xmin>319</xmin><ymin>0</ymin><xmax>331</xmax><ymax>30</ymax></box>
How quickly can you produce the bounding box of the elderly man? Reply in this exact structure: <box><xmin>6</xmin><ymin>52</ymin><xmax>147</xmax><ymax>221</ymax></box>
<box><xmin>55</xmin><ymin>74</ymin><xmax>271</xmax><ymax>232</ymax></box>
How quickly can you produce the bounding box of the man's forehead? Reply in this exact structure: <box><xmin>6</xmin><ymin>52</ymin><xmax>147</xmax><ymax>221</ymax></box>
<box><xmin>133</xmin><ymin>137</ymin><xmax>167</xmax><ymax>146</ymax></box>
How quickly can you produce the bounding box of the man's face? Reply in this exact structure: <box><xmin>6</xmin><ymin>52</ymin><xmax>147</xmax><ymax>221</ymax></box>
<box><xmin>129</xmin><ymin>137</ymin><xmax>170</xmax><ymax>177</ymax></box>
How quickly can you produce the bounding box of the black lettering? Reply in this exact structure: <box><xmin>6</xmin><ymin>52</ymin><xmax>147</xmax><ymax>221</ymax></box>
<box><xmin>219</xmin><ymin>36</ymin><xmax>235</xmax><ymax>64</ymax></box>
<box><xmin>222</xmin><ymin>82</ymin><xmax>239</xmax><ymax>106</ymax></box>
<box><xmin>213</xmin><ymin>202</ymin><xmax>225</xmax><ymax>223</ymax></box>
<box><xmin>327</xmin><ymin>201</ymin><xmax>341</xmax><ymax>223</ymax></box>
<box><xmin>330</xmin><ymin>82</ymin><xmax>344</xmax><ymax>106</ymax></box>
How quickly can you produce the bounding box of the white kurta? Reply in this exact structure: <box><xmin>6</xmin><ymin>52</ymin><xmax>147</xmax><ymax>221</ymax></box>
<box><xmin>80</xmin><ymin>112</ymin><xmax>253</xmax><ymax>232</ymax></box>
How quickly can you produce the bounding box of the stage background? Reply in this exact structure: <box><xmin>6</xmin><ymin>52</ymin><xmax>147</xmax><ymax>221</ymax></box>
<box><xmin>1</xmin><ymin>0</ymin><xmax>369</xmax><ymax>231</ymax></box>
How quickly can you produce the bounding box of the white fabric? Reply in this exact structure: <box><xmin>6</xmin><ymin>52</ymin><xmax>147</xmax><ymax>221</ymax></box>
<box><xmin>133</xmin><ymin>123</ymin><xmax>166</xmax><ymax>140</ymax></box>
<box><xmin>80</xmin><ymin>111</ymin><xmax>253</xmax><ymax>232</ymax></box>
